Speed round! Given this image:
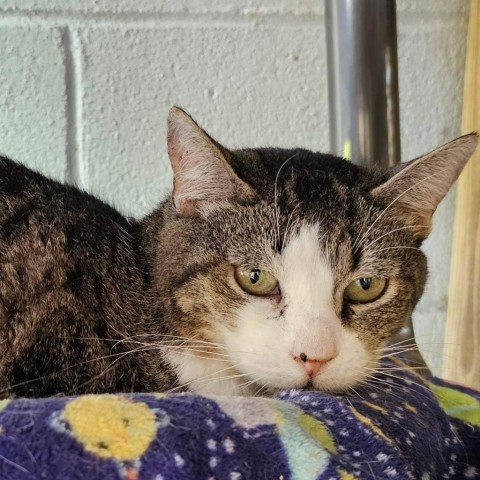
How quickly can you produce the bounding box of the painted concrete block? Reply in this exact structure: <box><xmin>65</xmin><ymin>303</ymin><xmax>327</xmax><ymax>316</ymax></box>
<box><xmin>0</xmin><ymin>0</ymin><xmax>468</xmax><ymax>17</ymax></box>
<box><xmin>398</xmin><ymin>20</ymin><xmax>468</xmax><ymax>160</ymax></box>
<box><xmin>79</xmin><ymin>25</ymin><xmax>327</xmax><ymax>217</ymax></box>
<box><xmin>0</xmin><ymin>0</ymin><xmax>322</xmax><ymax>16</ymax></box>
<box><xmin>397</xmin><ymin>18</ymin><xmax>468</xmax><ymax>372</ymax></box>
<box><xmin>0</xmin><ymin>27</ymin><xmax>67</xmax><ymax>180</ymax></box>
<box><xmin>398</xmin><ymin>0</ymin><xmax>469</xmax><ymax>16</ymax></box>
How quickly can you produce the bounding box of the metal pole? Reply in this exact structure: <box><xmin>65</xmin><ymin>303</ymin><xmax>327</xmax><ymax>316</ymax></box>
<box><xmin>325</xmin><ymin>0</ymin><xmax>428</xmax><ymax>371</ymax></box>
<box><xmin>325</xmin><ymin>0</ymin><xmax>401</xmax><ymax>167</ymax></box>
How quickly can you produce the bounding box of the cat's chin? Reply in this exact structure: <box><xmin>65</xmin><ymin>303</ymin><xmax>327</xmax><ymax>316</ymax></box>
<box><xmin>254</xmin><ymin>377</ymin><xmax>365</xmax><ymax>396</ymax></box>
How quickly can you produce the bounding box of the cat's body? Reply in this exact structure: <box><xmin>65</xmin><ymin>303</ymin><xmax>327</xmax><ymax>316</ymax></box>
<box><xmin>0</xmin><ymin>156</ymin><xmax>176</xmax><ymax>396</ymax></box>
<box><xmin>0</xmin><ymin>108</ymin><xmax>476</xmax><ymax>398</ymax></box>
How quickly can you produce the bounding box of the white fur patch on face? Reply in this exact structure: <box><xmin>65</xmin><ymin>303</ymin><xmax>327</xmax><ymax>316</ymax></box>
<box><xmin>222</xmin><ymin>223</ymin><xmax>374</xmax><ymax>393</ymax></box>
<box><xmin>165</xmin><ymin>352</ymin><xmax>254</xmax><ymax>396</ymax></box>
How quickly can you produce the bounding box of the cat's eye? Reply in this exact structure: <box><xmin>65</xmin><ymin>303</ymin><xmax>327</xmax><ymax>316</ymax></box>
<box><xmin>234</xmin><ymin>267</ymin><xmax>279</xmax><ymax>296</ymax></box>
<box><xmin>344</xmin><ymin>277</ymin><xmax>387</xmax><ymax>304</ymax></box>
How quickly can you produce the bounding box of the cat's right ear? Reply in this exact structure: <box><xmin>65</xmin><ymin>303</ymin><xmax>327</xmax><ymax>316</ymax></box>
<box><xmin>167</xmin><ymin>107</ymin><xmax>254</xmax><ymax>216</ymax></box>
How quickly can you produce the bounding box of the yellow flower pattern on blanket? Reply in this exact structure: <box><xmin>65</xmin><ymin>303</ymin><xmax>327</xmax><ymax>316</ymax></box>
<box><xmin>63</xmin><ymin>395</ymin><xmax>159</xmax><ymax>460</ymax></box>
<box><xmin>49</xmin><ymin>395</ymin><xmax>170</xmax><ymax>480</ymax></box>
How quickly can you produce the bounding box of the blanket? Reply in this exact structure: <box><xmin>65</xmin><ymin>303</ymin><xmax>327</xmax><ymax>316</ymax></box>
<box><xmin>0</xmin><ymin>361</ymin><xmax>479</xmax><ymax>480</ymax></box>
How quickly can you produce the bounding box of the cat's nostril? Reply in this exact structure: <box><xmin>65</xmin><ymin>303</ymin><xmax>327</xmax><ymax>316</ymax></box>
<box><xmin>293</xmin><ymin>354</ymin><xmax>333</xmax><ymax>377</ymax></box>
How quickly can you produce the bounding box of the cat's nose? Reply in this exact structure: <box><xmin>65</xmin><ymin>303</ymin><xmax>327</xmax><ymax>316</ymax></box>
<box><xmin>294</xmin><ymin>353</ymin><xmax>332</xmax><ymax>377</ymax></box>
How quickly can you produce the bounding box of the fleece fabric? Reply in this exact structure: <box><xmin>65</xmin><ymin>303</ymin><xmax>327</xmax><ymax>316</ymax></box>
<box><xmin>0</xmin><ymin>360</ymin><xmax>479</xmax><ymax>480</ymax></box>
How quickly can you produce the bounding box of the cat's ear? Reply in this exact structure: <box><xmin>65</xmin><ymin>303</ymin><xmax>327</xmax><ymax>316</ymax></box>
<box><xmin>167</xmin><ymin>107</ymin><xmax>253</xmax><ymax>216</ymax></box>
<box><xmin>371</xmin><ymin>133</ymin><xmax>478</xmax><ymax>239</ymax></box>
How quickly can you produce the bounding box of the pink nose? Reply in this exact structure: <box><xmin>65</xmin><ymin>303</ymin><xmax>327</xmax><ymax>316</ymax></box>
<box><xmin>294</xmin><ymin>353</ymin><xmax>332</xmax><ymax>377</ymax></box>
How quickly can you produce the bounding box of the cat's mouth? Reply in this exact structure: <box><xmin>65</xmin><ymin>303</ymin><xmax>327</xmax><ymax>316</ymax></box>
<box><xmin>302</xmin><ymin>381</ymin><xmax>315</xmax><ymax>390</ymax></box>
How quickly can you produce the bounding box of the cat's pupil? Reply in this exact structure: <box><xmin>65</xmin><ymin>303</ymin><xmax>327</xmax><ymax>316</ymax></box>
<box><xmin>360</xmin><ymin>278</ymin><xmax>371</xmax><ymax>290</ymax></box>
<box><xmin>249</xmin><ymin>269</ymin><xmax>261</xmax><ymax>284</ymax></box>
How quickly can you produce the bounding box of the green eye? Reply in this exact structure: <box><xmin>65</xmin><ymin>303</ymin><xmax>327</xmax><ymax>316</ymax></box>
<box><xmin>234</xmin><ymin>267</ymin><xmax>279</xmax><ymax>296</ymax></box>
<box><xmin>344</xmin><ymin>277</ymin><xmax>387</xmax><ymax>304</ymax></box>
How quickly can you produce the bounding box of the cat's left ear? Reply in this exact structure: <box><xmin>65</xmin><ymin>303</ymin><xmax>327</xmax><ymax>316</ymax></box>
<box><xmin>371</xmin><ymin>133</ymin><xmax>478</xmax><ymax>239</ymax></box>
<box><xmin>167</xmin><ymin>107</ymin><xmax>254</xmax><ymax>216</ymax></box>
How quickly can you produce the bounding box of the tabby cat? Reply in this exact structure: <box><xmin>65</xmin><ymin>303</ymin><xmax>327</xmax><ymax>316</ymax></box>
<box><xmin>0</xmin><ymin>107</ymin><xmax>476</xmax><ymax>398</ymax></box>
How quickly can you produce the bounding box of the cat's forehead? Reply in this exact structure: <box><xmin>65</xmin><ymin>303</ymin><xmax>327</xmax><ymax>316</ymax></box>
<box><xmin>216</xmin><ymin>186</ymin><xmax>363</xmax><ymax>252</ymax></box>
<box><xmin>230</xmin><ymin>148</ymin><xmax>377</xmax><ymax>225</ymax></box>
<box><xmin>231</xmin><ymin>147</ymin><xmax>374</xmax><ymax>196</ymax></box>
<box><xmin>216</xmin><ymin>205</ymin><xmax>349</xmax><ymax>274</ymax></box>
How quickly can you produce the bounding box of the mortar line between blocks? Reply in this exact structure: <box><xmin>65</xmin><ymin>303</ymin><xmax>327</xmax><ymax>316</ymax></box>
<box><xmin>0</xmin><ymin>10</ymin><xmax>323</xmax><ymax>28</ymax></box>
<box><xmin>62</xmin><ymin>27</ymin><xmax>84</xmax><ymax>188</ymax></box>
<box><xmin>0</xmin><ymin>9</ymin><xmax>466</xmax><ymax>29</ymax></box>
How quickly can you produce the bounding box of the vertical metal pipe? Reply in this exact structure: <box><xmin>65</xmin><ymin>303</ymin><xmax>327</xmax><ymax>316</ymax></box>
<box><xmin>325</xmin><ymin>0</ymin><xmax>428</xmax><ymax>371</ymax></box>
<box><xmin>325</xmin><ymin>0</ymin><xmax>401</xmax><ymax>167</ymax></box>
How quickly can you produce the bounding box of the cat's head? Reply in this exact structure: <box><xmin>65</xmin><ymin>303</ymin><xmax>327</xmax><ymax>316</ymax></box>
<box><xmin>153</xmin><ymin>107</ymin><xmax>477</xmax><ymax>395</ymax></box>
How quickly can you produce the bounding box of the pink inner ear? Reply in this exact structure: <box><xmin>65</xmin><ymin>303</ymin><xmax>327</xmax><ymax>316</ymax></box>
<box><xmin>172</xmin><ymin>179</ymin><xmax>197</xmax><ymax>216</ymax></box>
<box><xmin>167</xmin><ymin>108</ymin><xmax>254</xmax><ymax>217</ymax></box>
<box><xmin>167</xmin><ymin>111</ymin><xmax>237</xmax><ymax>216</ymax></box>
<box><xmin>171</xmin><ymin>146</ymin><xmax>236</xmax><ymax>216</ymax></box>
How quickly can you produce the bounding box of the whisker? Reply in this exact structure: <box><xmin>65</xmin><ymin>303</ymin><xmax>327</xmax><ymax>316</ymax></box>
<box><xmin>0</xmin><ymin>344</ymin><xmax>156</xmax><ymax>395</ymax></box>
<box><xmin>365</xmin><ymin>368</ymin><xmax>431</xmax><ymax>392</ymax></box>
<box><xmin>69</xmin><ymin>351</ymin><xmax>133</xmax><ymax>394</ymax></box>
<box><xmin>358</xmin><ymin>373</ymin><xmax>433</xmax><ymax>404</ymax></box>
<box><xmin>361</xmin><ymin>224</ymin><xmax>430</xmax><ymax>252</ymax></box>
<box><xmin>167</xmin><ymin>349</ymin><xmax>232</xmax><ymax>363</ymax></box>
<box><xmin>368</xmin><ymin>246</ymin><xmax>422</xmax><ymax>254</ymax></box>
<box><xmin>352</xmin><ymin>202</ymin><xmax>375</xmax><ymax>252</ymax></box>
<box><xmin>274</xmin><ymin>153</ymin><xmax>299</xmax><ymax>248</ymax></box>
<box><xmin>57</xmin><ymin>335</ymin><xmax>229</xmax><ymax>351</ymax></box>
<box><xmin>281</xmin><ymin>203</ymin><xmax>300</xmax><ymax>251</ymax></box>
<box><xmin>163</xmin><ymin>364</ymin><xmax>254</xmax><ymax>394</ymax></box>
<box><xmin>252</xmin><ymin>382</ymin><xmax>271</xmax><ymax>397</ymax></box>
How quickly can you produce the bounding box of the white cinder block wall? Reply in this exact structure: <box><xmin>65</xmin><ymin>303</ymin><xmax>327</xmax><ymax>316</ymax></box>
<box><xmin>0</xmin><ymin>0</ymin><xmax>470</xmax><ymax>375</ymax></box>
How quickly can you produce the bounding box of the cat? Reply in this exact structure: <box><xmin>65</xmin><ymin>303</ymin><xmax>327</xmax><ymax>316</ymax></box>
<box><xmin>0</xmin><ymin>107</ymin><xmax>476</xmax><ymax>398</ymax></box>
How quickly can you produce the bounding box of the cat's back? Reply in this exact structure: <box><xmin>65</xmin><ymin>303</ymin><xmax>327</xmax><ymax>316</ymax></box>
<box><xmin>0</xmin><ymin>155</ymin><xmax>127</xmax><ymax>228</ymax></box>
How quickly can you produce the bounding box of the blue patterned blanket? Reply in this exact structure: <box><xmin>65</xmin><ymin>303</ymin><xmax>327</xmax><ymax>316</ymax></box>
<box><xmin>0</xmin><ymin>362</ymin><xmax>479</xmax><ymax>480</ymax></box>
